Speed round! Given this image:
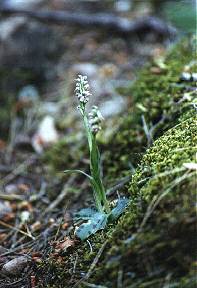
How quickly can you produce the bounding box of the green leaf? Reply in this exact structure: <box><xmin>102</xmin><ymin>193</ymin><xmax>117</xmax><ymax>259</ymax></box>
<box><xmin>64</xmin><ymin>169</ymin><xmax>92</xmax><ymax>180</ymax></box>
<box><xmin>75</xmin><ymin>212</ymin><xmax>108</xmax><ymax>240</ymax></box>
<box><xmin>74</xmin><ymin>208</ymin><xmax>97</xmax><ymax>220</ymax></box>
<box><xmin>90</xmin><ymin>136</ymin><xmax>101</xmax><ymax>178</ymax></box>
<box><xmin>64</xmin><ymin>169</ymin><xmax>103</xmax><ymax>212</ymax></box>
<box><xmin>109</xmin><ymin>198</ymin><xmax>129</xmax><ymax>221</ymax></box>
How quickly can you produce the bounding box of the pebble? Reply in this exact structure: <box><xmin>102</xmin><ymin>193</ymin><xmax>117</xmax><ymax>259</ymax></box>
<box><xmin>5</xmin><ymin>184</ymin><xmax>19</xmax><ymax>194</ymax></box>
<box><xmin>1</xmin><ymin>256</ymin><xmax>29</xmax><ymax>276</ymax></box>
<box><xmin>0</xmin><ymin>201</ymin><xmax>12</xmax><ymax>219</ymax></box>
<box><xmin>32</xmin><ymin>115</ymin><xmax>59</xmax><ymax>154</ymax></box>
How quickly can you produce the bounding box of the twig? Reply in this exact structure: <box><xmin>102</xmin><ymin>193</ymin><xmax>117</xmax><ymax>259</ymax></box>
<box><xmin>70</xmin><ymin>253</ymin><xmax>79</xmax><ymax>284</ymax></box>
<box><xmin>142</xmin><ymin>114</ymin><xmax>168</xmax><ymax>147</ymax></box>
<box><xmin>0</xmin><ymin>240</ymin><xmax>34</xmax><ymax>256</ymax></box>
<box><xmin>0</xmin><ymin>194</ymin><xmax>24</xmax><ymax>201</ymax></box>
<box><xmin>106</xmin><ymin>175</ymin><xmax>131</xmax><ymax>196</ymax></box>
<box><xmin>82</xmin><ymin>283</ymin><xmax>108</xmax><ymax>288</ymax></box>
<box><xmin>73</xmin><ymin>240</ymin><xmax>108</xmax><ymax>288</ymax></box>
<box><xmin>124</xmin><ymin>169</ymin><xmax>195</xmax><ymax>245</ymax></box>
<box><xmin>0</xmin><ymin>220</ymin><xmax>35</xmax><ymax>240</ymax></box>
<box><xmin>72</xmin><ymin>253</ymin><xmax>79</xmax><ymax>275</ymax></box>
<box><xmin>117</xmin><ymin>269</ymin><xmax>123</xmax><ymax>288</ymax></box>
<box><xmin>141</xmin><ymin>115</ymin><xmax>153</xmax><ymax>147</ymax></box>
<box><xmin>0</xmin><ymin>155</ymin><xmax>37</xmax><ymax>186</ymax></box>
<box><xmin>149</xmin><ymin>114</ymin><xmax>168</xmax><ymax>138</ymax></box>
<box><xmin>5</xmin><ymin>111</ymin><xmax>18</xmax><ymax>164</ymax></box>
<box><xmin>138</xmin><ymin>170</ymin><xmax>194</xmax><ymax>233</ymax></box>
<box><xmin>86</xmin><ymin>240</ymin><xmax>93</xmax><ymax>253</ymax></box>
<box><xmin>85</xmin><ymin>240</ymin><xmax>108</xmax><ymax>280</ymax></box>
<box><xmin>0</xmin><ymin>6</ymin><xmax>176</xmax><ymax>38</ymax></box>
<box><xmin>42</xmin><ymin>175</ymin><xmax>77</xmax><ymax>214</ymax></box>
<box><xmin>0</xmin><ymin>279</ymin><xmax>24</xmax><ymax>288</ymax></box>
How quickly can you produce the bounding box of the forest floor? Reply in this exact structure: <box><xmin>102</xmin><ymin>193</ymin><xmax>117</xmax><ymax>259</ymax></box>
<box><xmin>0</xmin><ymin>2</ymin><xmax>196</xmax><ymax>288</ymax></box>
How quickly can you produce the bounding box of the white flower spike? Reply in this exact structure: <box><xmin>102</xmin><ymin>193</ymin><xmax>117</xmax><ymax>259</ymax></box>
<box><xmin>75</xmin><ymin>75</ymin><xmax>91</xmax><ymax>105</ymax></box>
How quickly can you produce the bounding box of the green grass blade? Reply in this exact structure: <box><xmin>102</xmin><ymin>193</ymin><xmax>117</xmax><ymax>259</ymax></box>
<box><xmin>64</xmin><ymin>169</ymin><xmax>93</xmax><ymax>180</ymax></box>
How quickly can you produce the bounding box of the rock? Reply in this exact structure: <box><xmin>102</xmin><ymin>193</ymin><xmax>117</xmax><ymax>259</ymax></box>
<box><xmin>18</xmin><ymin>85</ymin><xmax>39</xmax><ymax>105</ymax></box>
<box><xmin>0</xmin><ymin>11</ymin><xmax>64</xmax><ymax>137</ymax></box>
<box><xmin>32</xmin><ymin>115</ymin><xmax>59</xmax><ymax>153</ymax></box>
<box><xmin>114</xmin><ymin>0</ymin><xmax>132</xmax><ymax>12</ymax></box>
<box><xmin>1</xmin><ymin>256</ymin><xmax>29</xmax><ymax>276</ymax></box>
<box><xmin>100</xmin><ymin>96</ymin><xmax>126</xmax><ymax>117</ymax></box>
<box><xmin>0</xmin><ymin>21</ymin><xmax>64</xmax><ymax>93</ymax></box>
<box><xmin>0</xmin><ymin>17</ymin><xmax>25</xmax><ymax>41</ymax></box>
<box><xmin>40</xmin><ymin>102</ymin><xmax>59</xmax><ymax>115</ymax></box>
<box><xmin>3</xmin><ymin>0</ymin><xmax>43</xmax><ymax>9</ymax></box>
<box><xmin>5</xmin><ymin>184</ymin><xmax>19</xmax><ymax>194</ymax></box>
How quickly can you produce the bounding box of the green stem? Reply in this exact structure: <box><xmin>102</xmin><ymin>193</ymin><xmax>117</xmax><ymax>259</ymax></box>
<box><xmin>80</xmin><ymin>104</ymin><xmax>110</xmax><ymax>214</ymax></box>
<box><xmin>91</xmin><ymin>136</ymin><xmax>110</xmax><ymax>214</ymax></box>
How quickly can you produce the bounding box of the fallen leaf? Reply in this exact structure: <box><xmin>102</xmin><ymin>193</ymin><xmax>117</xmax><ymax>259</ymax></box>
<box><xmin>0</xmin><ymin>139</ymin><xmax>6</xmax><ymax>150</ymax></box>
<box><xmin>18</xmin><ymin>183</ymin><xmax>30</xmax><ymax>192</ymax></box>
<box><xmin>54</xmin><ymin>237</ymin><xmax>75</xmax><ymax>253</ymax></box>
<box><xmin>31</xmin><ymin>221</ymin><xmax>42</xmax><ymax>232</ymax></box>
<box><xmin>1</xmin><ymin>212</ymin><xmax>15</xmax><ymax>222</ymax></box>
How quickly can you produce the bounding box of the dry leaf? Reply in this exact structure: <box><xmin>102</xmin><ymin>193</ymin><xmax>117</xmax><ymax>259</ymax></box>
<box><xmin>54</xmin><ymin>237</ymin><xmax>75</xmax><ymax>253</ymax></box>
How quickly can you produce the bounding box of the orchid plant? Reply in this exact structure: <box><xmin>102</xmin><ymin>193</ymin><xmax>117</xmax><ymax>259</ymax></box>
<box><xmin>64</xmin><ymin>75</ymin><xmax>128</xmax><ymax>240</ymax></box>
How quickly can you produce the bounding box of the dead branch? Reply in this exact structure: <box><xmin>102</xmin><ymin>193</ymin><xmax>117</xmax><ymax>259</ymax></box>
<box><xmin>0</xmin><ymin>6</ymin><xmax>176</xmax><ymax>38</ymax></box>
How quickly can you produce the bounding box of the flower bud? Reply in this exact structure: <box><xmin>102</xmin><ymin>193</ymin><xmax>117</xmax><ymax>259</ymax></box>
<box><xmin>88</xmin><ymin>106</ymin><xmax>104</xmax><ymax>135</ymax></box>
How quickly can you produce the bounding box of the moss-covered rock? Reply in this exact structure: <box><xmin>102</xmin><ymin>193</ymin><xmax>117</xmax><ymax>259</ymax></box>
<box><xmin>38</xmin><ymin>38</ymin><xmax>197</xmax><ymax>287</ymax></box>
<box><xmin>102</xmin><ymin>37</ymin><xmax>197</xmax><ymax>182</ymax></box>
<box><xmin>88</xmin><ymin>114</ymin><xmax>196</xmax><ymax>287</ymax></box>
<box><xmin>38</xmin><ymin>113</ymin><xmax>196</xmax><ymax>288</ymax></box>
